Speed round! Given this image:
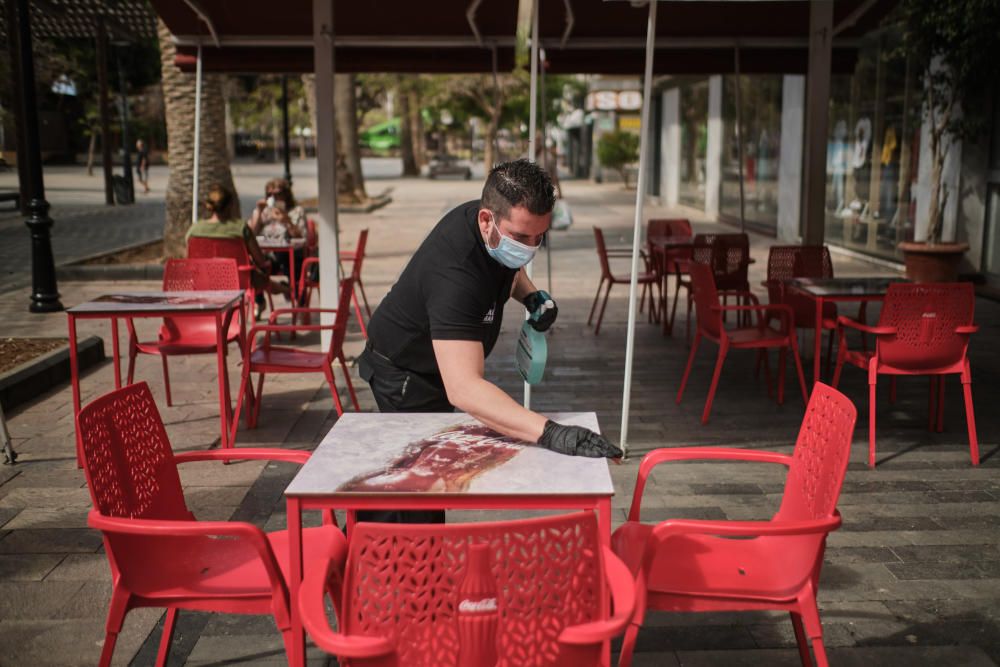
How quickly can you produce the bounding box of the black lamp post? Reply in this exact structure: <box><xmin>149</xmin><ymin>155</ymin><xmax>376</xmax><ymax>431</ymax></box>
<box><xmin>14</xmin><ymin>0</ymin><xmax>62</xmax><ymax>313</ymax></box>
<box><xmin>114</xmin><ymin>43</ymin><xmax>134</xmax><ymax>203</ymax></box>
<box><xmin>281</xmin><ymin>75</ymin><xmax>292</xmax><ymax>184</ymax></box>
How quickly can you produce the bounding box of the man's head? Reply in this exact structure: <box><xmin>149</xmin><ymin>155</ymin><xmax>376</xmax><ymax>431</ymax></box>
<box><xmin>478</xmin><ymin>159</ymin><xmax>555</xmax><ymax>260</ymax></box>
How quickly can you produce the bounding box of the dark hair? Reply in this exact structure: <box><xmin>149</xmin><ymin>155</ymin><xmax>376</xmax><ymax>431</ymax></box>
<box><xmin>481</xmin><ymin>159</ymin><xmax>555</xmax><ymax>220</ymax></box>
<box><xmin>265</xmin><ymin>177</ymin><xmax>297</xmax><ymax>209</ymax></box>
<box><xmin>204</xmin><ymin>183</ymin><xmax>239</xmax><ymax>221</ymax></box>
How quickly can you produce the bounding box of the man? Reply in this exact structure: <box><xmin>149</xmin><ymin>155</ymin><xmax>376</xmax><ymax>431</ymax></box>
<box><xmin>358</xmin><ymin>159</ymin><xmax>620</xmax><ymax>525</ymax></box>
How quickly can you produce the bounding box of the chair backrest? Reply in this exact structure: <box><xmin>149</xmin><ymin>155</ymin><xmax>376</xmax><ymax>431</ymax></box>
<box><xmin>765</xmin><ymin>245</ymin><xmax>833</xmax><ymax>314</ymax></box>
<box><xmin>688</xmin><ymin>262</ymin><xmax>723</xmax><ymax>338</ymax></box>
<box><xmin>876</xmin><ymin>283</ymin><xmax>975</xmax><ymax>371</ymax></box>
<box><xmin>77</xmin><ymin>382</ymin><xmax>189</xmax><ymax>522</ymax></box>
<box><xmin>776</xmin><ymin>382</ymin><xmax>856</xmax><ymax>523</ymax></box>
<box><xmin>306</xmin><ymin>218</ymin><xmax>318</xmax><ymax>254</ymax></box>
<box><xmin>647</xmin><ymin>218</ymin><xmax>692</xmax><ymax>242</ymax></box>
<box><xmin>328</xmin><ymin>277</ymin><xmax>356</xmax><ymax>359</ymax></box>
<box><xmin>187</xmin><ymin>236</ymin><xmax>253</xmax><ymax>289</ymax></box>
<box><xmin>592</xmin><ymin>227</ymin><xmax>612</xmax><ymax>279</ymax></box>
<box><xmin>342</xmin><ymin>511</ymin><xmax>605</xmax><ymax>667</ymax></box>
<box><xmin>350</xmin><ymin>229</ymin><xmax>369</xmax><ymax>281</ymax></box>
<box><xmin>692</xmin><ymin>233</ymin><xmax>750</xmax><ymax>291</ymax></box>
<box><xmin>163</xmin><ymin>258</ymin><xmax>240</xmax><ymax>291</ymax></box>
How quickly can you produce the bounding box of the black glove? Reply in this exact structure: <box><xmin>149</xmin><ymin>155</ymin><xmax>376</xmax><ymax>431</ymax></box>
<box><xmin>537</xmin><ymin>420</ymin><xmax>623</xmax><ymax>459</ymax></box>
<box><xmin>523</xmin><ymin>290</ymin><xmax>558</xmax><ymax>332</ymax></box>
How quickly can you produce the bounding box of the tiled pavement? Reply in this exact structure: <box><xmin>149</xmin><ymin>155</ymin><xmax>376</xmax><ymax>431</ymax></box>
<box><xmin>0</xmin><ymin>174</ymin><xmax>998</xmax><ymax>665</ymax></box>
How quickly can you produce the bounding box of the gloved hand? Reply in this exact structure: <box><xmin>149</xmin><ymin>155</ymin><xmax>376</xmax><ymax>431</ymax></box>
<box><xmin>523</xmin><ymin>290</ymin><xmax>558</xmax><ymax>332</ymax></box>
<box><xmin>537</xmin><ymin>420</ymin><xmax>623</xmax><ymax>459</ymax></box>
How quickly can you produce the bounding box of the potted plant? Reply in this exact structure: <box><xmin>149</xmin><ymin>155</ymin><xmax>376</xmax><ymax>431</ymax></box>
<box><xmin>597</xmin><ymin>130</ymin><xmax>640</xmax><ymax>189</ymax></box>
<box><xmin>896</xmin><ymin>0</ymin><xmax>1000</xmax><ymax>282</ymax></box>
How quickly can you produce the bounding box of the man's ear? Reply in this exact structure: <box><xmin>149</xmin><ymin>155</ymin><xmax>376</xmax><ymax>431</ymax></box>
<box><xmin>477</xmin><ymin>208</ymin><xmax>493</xmax><ymax>237</ymax></box>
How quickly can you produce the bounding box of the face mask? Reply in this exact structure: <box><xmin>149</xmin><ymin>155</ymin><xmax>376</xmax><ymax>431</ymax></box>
<box><xmin>485</xmin><ymin>215</ymin><xmax>539</xmax><ymax>269</ymax></box>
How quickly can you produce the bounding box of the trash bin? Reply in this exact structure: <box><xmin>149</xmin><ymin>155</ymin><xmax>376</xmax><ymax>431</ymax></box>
<box><xmin>112</xmin><ymin>175</ymin><xmax>134</xmax><ymax>205</ymax></box>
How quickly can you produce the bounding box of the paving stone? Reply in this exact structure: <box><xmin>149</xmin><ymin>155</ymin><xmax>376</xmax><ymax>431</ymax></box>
<box><xmin>44</xmin><ymin>553</ymin><xmax>111</xmax><ymax>582</ymax></box>
<box><xmin>0</xmin><ymin>528</ymin><xmax>102</xmax><ymax>554</ymax></box>
<box><xmin>0</xmin><ymin>581</ymin><xmax>86</xmax><ymax>618</ymax></box>
<box><xmin>0</xmin><ymin>554</ymin><xmax>63</xmax><ymax>581</ymax></box>
<box><xmin>674</xmin><ymin>646</ymin><xmax>996</xmax><ymax>666</ymax></box>
<box><xmin>891</xmin><ymin>544</ymin><xmax>1000</xmax><ymax>564</ymax></box>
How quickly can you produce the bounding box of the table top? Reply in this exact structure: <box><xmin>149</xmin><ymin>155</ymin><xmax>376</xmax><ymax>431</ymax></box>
<box><xmin>285</xmin><ymin>412</ymin><xmax>614</xmax><ymax>498</ymax></box>
<box><xmin>788</xmin><ymin>277</ymin><xmax>902</xmax><ymax>298</ymax></box>
<box><xmin>67</xmin><ymin>290</ymin><xmax>245</xmax><ymax>314</ymax></box>
<box><xmin>257</xmin><ymin>237</ymin><xmax>308</xmax><ymax>250</ymax></box>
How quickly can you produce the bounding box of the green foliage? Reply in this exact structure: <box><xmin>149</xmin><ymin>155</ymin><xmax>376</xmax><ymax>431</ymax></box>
<box><xmin>597</xmin><ymin>130</ymin><xmax>640</xmax><ymax>178</ymax></box>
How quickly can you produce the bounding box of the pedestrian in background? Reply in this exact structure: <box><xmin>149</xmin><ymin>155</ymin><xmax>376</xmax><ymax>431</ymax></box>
<box><xmin>135</xmin><ymin>139</ymin><xmax>150</xmax><ymax>194</ymax></box>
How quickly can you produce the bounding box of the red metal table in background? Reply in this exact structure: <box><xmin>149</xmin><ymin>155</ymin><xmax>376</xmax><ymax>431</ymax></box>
<box><xmin>67</xmin><ymin>290</ymin><xmax>246</xmax><ymax>465</ymax></box>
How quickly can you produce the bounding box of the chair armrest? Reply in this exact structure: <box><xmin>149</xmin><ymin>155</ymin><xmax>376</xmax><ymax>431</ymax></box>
<box><xmin>627</xmin><ymin>448</ymin><xmax>793</xmax><ymax>521</ymax></box>
<box><xmin>955</xmin><ymin>324</ymin><xmax>979</xmax><ymax>335</ymax></box>
<box><xmin>269</xmin><ymin>307</ymin><xmax>339</xmax><ymax>323</ymax></box>
<box><xmin>558</xmin><ymin>546</ymin><xmax>636</xmax><ymax>645</ymax></box>
<box><xmin>650</xmin><ymin>514</ymin><xmax>842</xmax><ymax>545</ymax></box>
<box><xmin>298</xmin><ymin>539</ymin><xmax>394</xmax><ymax>659</ymax></box>
<box><xmin>836</xmin><ymin>315</ymin><xmax>895</xmax><ymax>335</ymax></box>
<box><xmin>174</xmin><ymin>448</ymin><xmax>310</xmax><ymax>466</ymax></box>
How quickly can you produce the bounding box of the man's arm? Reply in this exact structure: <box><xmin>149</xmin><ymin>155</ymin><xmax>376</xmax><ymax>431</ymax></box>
<box><xmin>511</xmin><ymin>267</ymin><xmax>538</xmax><ymax>303</ymax></box>
<box><xmin>432</xmin><ymin>339</ymin><xmax>547</xmax><ymax>443</ymax></box>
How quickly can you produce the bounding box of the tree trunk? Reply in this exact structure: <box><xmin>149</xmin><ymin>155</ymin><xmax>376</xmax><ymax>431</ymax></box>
<box><xmin>483</xmin><ymin>110</ymin><xmax>500</xmax><ymax>173</ymax></box>
<box><xmin>86</xmin><ymin>132</ymin><xmax>96</xmax><ymax>175</ymax></box>
<box><xmin>303</xmin><ymin>73</ymin><xmax>367</xmax><ymax>204</ymax></box>
<box><xmin>927</xmin><ymin>134</ymin><xmax>945</xmax><ymax>244</ymax></box>
<box><xmin>399</xmin><ymin>82</ymin><xmax>419</xmax><ymax>176</ymax></box>
<box><xmin>335</xmin><ymin>74</ymin><xmax>366</xmax><ymax>201</ymax></box>
<box><xmin>158</xmin><ymin>19</ymin><xmax>239</xmax><ymax>258</ymax></box>
<box><xmin>408</xmin><ymin>90</ymin><xmax>425</xmax><ymax>167</ymax></box>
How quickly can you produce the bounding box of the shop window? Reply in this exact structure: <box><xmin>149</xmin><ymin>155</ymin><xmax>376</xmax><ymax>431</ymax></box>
<box><xmin>678</xmin><ymin>79</ymin><xmax>709</xmax><ymax>209</ymax></box>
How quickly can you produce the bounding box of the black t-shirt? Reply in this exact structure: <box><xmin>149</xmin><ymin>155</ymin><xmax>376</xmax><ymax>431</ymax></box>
<box><xmin>367</xmin><ymin>199</ymin><xmax>517</xmax><ymax>376</ymax></box>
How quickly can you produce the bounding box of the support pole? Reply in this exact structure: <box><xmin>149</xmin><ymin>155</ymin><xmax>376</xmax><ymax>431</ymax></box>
<box><xmin>734</xmin><ymin>44</ymin><xmax>746</xmax><ymax>233</ymax></box>
<box><xmin>524</xmin><ymin>0</ymin><xmax>539</xmax><ymax>410</ymax></box>
<box><xmin>15</xmin><ymin>0</ymin><xmax>62</xmax><ymax>312</ymax></box>
<box><xmin>314</xmin><ymin>0</ymin><xmax>341</xmax><ymax>351</ymax></box>
<box><xmin>802</xmin><ymin>1</ymin><xmax>834</xmax><ymax>245</ymax></box>
<box><xmin>96</xmin><ymin>20</ymin><xmax>114</xmax><ymax>206</ymax></box>
<box><xmin>619</xmin><ymin>0</ymin><xmax>657</xmax><ymax>456</ymax></box>
<box><xmin>281</xmin><ymin>74</ymin><xmax>292</xmax><ymax>184</ymax></box>
<box><xmin>5</xmin><ymin>0</ymin><xmax>29</xmax><ymax>216</ymax></box>
<box><xmin>191</xmin><ymin>43</ymin><xmax>203</xmax><ymax>223</ymax></box>
<box><xmin>541</xmin><ymin>47</ymin><xmax>553</xmax><ymax>295</ymax></box>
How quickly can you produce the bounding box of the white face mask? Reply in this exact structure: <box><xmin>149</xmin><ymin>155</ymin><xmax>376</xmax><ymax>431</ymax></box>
<box><xmin>485</xmin><ymin>215</ymin><xmax>539</xmax><ymax>269</ymax></box>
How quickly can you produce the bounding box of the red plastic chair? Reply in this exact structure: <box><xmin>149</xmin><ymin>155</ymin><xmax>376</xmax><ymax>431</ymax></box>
<box><xmin>831</xmin><ymin>282</ymin><xmax>979</xmax><ymax>467</ymax></box>
<box><xmin>299</xmin><ymin>511</ymin><xmax>635</xmax><ymax>667</ymax></box>
<box><xmin>76</xmin><ymin>382</ymin><xmax>346</xmax><ymax>667</ymax></box>
<box><xmin>678</xmin><ymin>262</ymin><xmax>808</xmax><ymax>424</ymax></box>
<box><xmin>230</xmin><ymin>277</ymin><xmax>359</xmax><ymax>445</ymax></box>
<box><xmin>764</xmin><ymin>246</ymin><xmax>867</xmax><ymax>376</ymax></box>
<box><xmin>125</xmin><ymin>258</ymin><xmax>244</xmax><ymax>407</ymax></box>
<box><xmin>612</xmin><ymin>382</ymin><xmax>857</xmax><ymax>667</ymax></box>
<box><xmin>300</xmin><ymin>229</ymin><xmax>371</xmax><ymax>337</ymax></box>
<box><xmin>647</xmin><ymin>218</ymin><xmax>692</xmax><ymax>325</ymax></box>
<box><xmin>588</xmin><ymin>227</ymin><xmax>660</xmax><ymax>335</ymax></box>
<box><xmin>671</xmin><ymin>233</ymin><xmax>753</xmax><ymax>341</ymax></box>
<box><xmin>187</xmin><ymin>235</ymin><xmax>273</xmax><ymax>313</ymax></box>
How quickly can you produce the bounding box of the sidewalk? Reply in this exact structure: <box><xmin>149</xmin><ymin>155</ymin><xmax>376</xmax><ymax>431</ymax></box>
<box><xmin>0</xmin><ymin>176</ymin><xmax>997</xmax><ymax>665</ymax></box>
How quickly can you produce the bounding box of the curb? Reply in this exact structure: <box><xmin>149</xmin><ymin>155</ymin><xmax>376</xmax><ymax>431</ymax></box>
<box><xmin>57</xmin><ymin>263</ymin><xmax>164</xmax><ymax>281</ymax></box>
<box><xmin>0</xmin><ymin>336</ymin><xmax>105</xmax><ymax>411</ymax></box>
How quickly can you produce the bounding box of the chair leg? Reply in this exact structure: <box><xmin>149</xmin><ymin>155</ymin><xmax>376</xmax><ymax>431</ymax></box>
<box><xmin>323</xmin><ymin>366</ymin><xmax>345</xmax><ymax>416</ymax></box>
<box><xmin>98</xmin><ymin>586</ymin><xmax>131</xmax><ymax>667</ymax></box>
<box><xmin>126</xmin><ymin>340</ymin><xmax>138</xmax><ymax>386</ymax></box>
<box><xmin>824</xmin><ymin>327</ymin><xmax>835</xmax><ymax>378</ymax></box>
<box><xmin>936</xmin><ymin>375</ymin><xmax>946</xmax><ymax>433</ymax></box>
<box><xmin>155</xmin><ymin>608</ymin><xmax>179</xmax><ymax>667</ymax></box>
<box><xmin>161</xmin><ymin>356</ymin><xmax>172</xmax><ymax>407</ymax></box>
<box><xmin>668</xmin><ymin>279</ymin><xmax>683</xmax><ymax>336</ymax></box>
<box><xmin>686</xmin><ymin>292</ymin><xmax>694</xmax><ymax>344</ymax></box>
<box><xmin>587</xmin><ymin>278</ymin><xmax>605</xmax><ymax>326</ymax></box>
<box><xmin>230</xmin><ymin>363</ymin><xmax>253</xmax><ymax>445</ymax></box>
<box><xmin>798</xmin><ymin>587</ymin><xmax>828</xmax><ymax>667</ymax></box>
<box><xmin>702</xmin><ymin>341</ymin><xmax>729</xmax><ymax>424</ymax></box>
<box><xmin>790</xmin><ymin>336</ymin><xmax>809</xmax><ymax>404</ymax></box>
<box><xmin>790</xmin><ymin>612</ymin><xmax>813</xmax><ymax>667</ymax></box>
<box><xmin>339</xmin><ymin>354</ymin><xmax>360</xmax><ymax>411</ymax></box>
<box><xmin>777</xmin><ymin>348</ymin><xmax>787</xmax><ymax>405</ymax></box>
<box><xmin>617</xmin><ymin>622</ymin><xmax>641</xmax><ymax>667</ymax></box>
<box><xmin>353</xmin><ymin>289</ymin><xmax>368</xmax><ymax>339</ymax></box>
<box><xmin>677</xmin><ymin>332</ymin><xmax>701</xmax><ymax>405</ymax></box>
<box><xmin>251</xmin><ymin>373</ymin><xmax>266</xmax><ymax>428</ymax></box>
<box><xmin>357</xmin><ymin>276</ymin><xmax>372</xmax><ymax>317</ymax></box>
<box><xmin>961</xmin><ymin>363</ymin><xmax>980</xmax><ymax>465</ymax></box>
<box><xmin>869</xmin><ymin>370</ymin><xmax>878</xmax><ymax>468</ymax></box>
<box><xmin>595</xmin><ymin>282</ymin><xmax>613</xmax><ymax>336</ymax></box>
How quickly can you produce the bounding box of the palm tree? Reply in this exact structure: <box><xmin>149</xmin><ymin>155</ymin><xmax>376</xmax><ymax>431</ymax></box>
<box><xmin>157</xmin><ymin>19</ymin><xmax>239</xmax><ymax>258</ymax></box>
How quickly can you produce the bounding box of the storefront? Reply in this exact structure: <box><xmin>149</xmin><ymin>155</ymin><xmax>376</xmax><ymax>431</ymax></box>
<box><xmin>677</xmin><ymin>78</ymin><xmax>709</xmax><ymax>210</ymax></box>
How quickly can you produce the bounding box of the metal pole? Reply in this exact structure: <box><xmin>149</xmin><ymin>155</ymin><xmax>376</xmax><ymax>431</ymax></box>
<box><xmin>523</xmin><ymin>0</ymin><xmax>539</xmax><ymax>410</ymax></box>
<box><xmin>96</xmin><ymin>20</ymin><xmax>114</xmax><ymax>205</ymax></box>
<box><xmin>15</xmin><ymin>0</ymin><xmax>62</xmax><ymax>312</ymax></box>
<box><xmin>541</xmin><ymin>47</ymin><xmax>553</xmax><ymax>295</ymax></box>
<box><xmin>115</xmin><ymin>47</ymin><xmax>134</xmax><ymax>202</ymax></box>
<box><xmin>619</xmin><ymin>0</ymin><xmax>657</xmax><ymax>456</ymax></box>
<box><xmin>191</xmin><ymin>43</ymin><xmax>203</xmax><ymax>223</ymax></box>
<box><xmin>6</xmin><ymin>0</ymin><xmax>29</xmax><ymax>216</ymax></box>
<box><xmin>281</xmin><ymin>74</ymin><xmax>292</xmax><ymax>184</ymax></box>
<box><xmin>734</xmin><ymin>44</ymin><xmax>746</xmax><ymax>233</ymax></box>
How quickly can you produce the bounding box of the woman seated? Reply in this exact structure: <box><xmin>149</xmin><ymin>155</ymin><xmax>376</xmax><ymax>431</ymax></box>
<box><xmin>188</xmin><ymin>183</ymin><xmax>289</xmax><ymax>319</ymax></box>
<box><xmin>248</xmin><ymin>178</ymin><xmax>307</xmax><ymax>282</ymax></box>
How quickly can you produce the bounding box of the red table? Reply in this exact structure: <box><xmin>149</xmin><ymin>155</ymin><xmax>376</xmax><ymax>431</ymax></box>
<box><xmin>257</xmin><ymin>237</ymin><xmax>308</xmax><ymax>306</ymax></box>
<box><xmin>649</xmin><ymin>236</ymin><xmax>694</xmax><ymax>333</ymax></box>
<box><xmin>283</xmin><ymin>411</ymin><xmax>615</xmax><ymax>667</ymax></box>
<box><xmin>787</xmin><ymin>277</ymin><xmax>902</xmax><ymax>387</ymax></box>
<box><xmin>67</xmin><ymin>290</ymin><xmax>246</xmax><ymax>465</ymax></box>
